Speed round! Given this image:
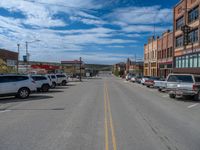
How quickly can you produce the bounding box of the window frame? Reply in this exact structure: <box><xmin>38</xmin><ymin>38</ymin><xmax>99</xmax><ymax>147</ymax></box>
<box><xmin>188</xmin><ymin>5</ymin><xmax>199</xmax><ymax>24</ymax></box>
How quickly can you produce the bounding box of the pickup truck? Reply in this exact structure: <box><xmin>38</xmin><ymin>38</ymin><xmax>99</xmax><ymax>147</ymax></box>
<box><xmin>166</xmin><ymin>74</ymin><xmax>200</xmax><ymax>101</ymax></box>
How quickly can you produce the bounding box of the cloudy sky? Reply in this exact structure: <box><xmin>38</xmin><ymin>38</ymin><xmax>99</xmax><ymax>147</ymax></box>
<box><xmin>0</xmin><ymin>0</ymin><xmax>177</xmax><ymax>64</ymax></box>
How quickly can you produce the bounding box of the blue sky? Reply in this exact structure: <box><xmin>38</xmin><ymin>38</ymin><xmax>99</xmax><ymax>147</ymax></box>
<box><xmin>0</xmin><ymin>0</ymin><xmax>178</xmax><ymax>64</ymax></box>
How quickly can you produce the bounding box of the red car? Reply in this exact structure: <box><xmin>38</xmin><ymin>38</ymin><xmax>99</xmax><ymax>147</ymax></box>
<box><xmin>144</xmin><ymin>77</ymin><xmax>161</xmax><ymax>88</ymax></box>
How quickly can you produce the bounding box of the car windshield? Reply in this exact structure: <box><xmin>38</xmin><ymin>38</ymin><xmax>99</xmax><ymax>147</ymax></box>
<box><xmin>150</xmin><ymin>77</ymin><xmax>160</xmax><ymax>80</ymax></box>
<box><xmin>168</xmin><ymin>75</ymin><xmax>194</xmax><ymax>83</ymax></box>
<box><xmin>1</xmin><ymin>1</ymin><xmax>200</xmax><ymax>150</ymax></box>
<box><xmin>51</xmin><ymin>75</ymin><xmax>56</xmax><ymax>79</ymax></box>
<box><xmin>32</xmin><ymin>76</ymin><xmax>47</xmax><ymax>81</ymax></box>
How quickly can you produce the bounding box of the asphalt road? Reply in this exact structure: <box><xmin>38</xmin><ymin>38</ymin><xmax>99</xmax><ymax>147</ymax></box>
<box><xmin>0</xmin><ymin>76</ymin><xmax>200</xmax><ymax>150</ymax></box>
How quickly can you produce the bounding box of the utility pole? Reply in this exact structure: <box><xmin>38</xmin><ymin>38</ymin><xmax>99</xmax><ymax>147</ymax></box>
<box><xmin>25</xmin><ymin>41</ymin><xmax>29</xmax><ymax>73</ymax></box>
<box><xmin>25</xmin><ymin>40</ymin><xmax>40</xmax><ymax>72</ymax></box>
<box><xmin>80</xmin><ymin>57</ymin><xmax>82</xmax><ymax>82</ymax></box>
<box><xmin>17</xmin><ymin>44</ymin><xmax>20</xmax><ymax>74</ymax></box>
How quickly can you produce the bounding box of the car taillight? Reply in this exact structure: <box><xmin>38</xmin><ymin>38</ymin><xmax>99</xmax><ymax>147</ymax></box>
<box><xmin>193</xmin><ymin>84</ymin><xmax>199</xmax><ymax>91</ymax></box>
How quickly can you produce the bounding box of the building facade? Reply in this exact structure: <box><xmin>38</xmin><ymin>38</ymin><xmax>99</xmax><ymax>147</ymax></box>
<box><xmin>173</xmin><ymin>0</ymin><xmax>200</xmax><ymax>74</ymax></box>
<box><xmin>126</xmin><ymin>58</ymin><xmax>143</xmax><ymax>76</ymax></box>
<box><xmin>61</xmin><ymin>60</ymin><xmax>85</xmax><ymax>76</ymax></box>
<box><xmin>144</xmin><ymin>36</ymin><xmax>158</xmax><ymax>76</ymax></box>
<box><xmin>157</xmin><ymin>30</ymin><xmax>174</xmax><ymax>78</ymax></box>
<box><xmin>19</xmin><ymin>61</ymin><xmax>61</xmax><ymax>74</ymax></box>
<box><xmin>0</xmin><ymin>49</ymin><xmax>18</xmax><ymax>73</ymax></box>
<box><xmin>113</xmin><ymin>62</ymin><xmax>126</xmax><ymax>76</ymax></box>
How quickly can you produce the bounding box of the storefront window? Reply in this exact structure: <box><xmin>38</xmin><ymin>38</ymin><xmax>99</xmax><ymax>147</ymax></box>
<box><xmin>185</xmin><ymin>55</ymin><xmax>189</xmax><ymax>68</ymax></box>
<box><xmin>193</xmin><ymin>54</ymin><xmax>198</xmax><ymax>67</ymax></box>
<box><xmin>189</xmin><ymin>55</ymin><xmax>193</xmax><ymax>68</ymax></box>
<box><xmin>198</xmin><ymin>54</ymin><xmax>200</xmax><ymax>67</ymax></box>
<box><xmin>178</xmin><ymin>57</ymin><xmax>182</xmax><ymax>68</ymax></box>
<box><xmin>176</xmin><ymin>57</ymin><xmax>179</xmax><ymax>68</ymax></box>
<box><xmin>182</xmin><ymin>56</ymin><xmax>186</xmax><ymax>68</ymax></box>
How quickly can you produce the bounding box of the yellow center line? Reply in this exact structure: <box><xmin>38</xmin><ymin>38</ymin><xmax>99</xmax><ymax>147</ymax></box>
<box><xmin>104</xmin><ymin>82</ymin><xmax>109</xmax><ymax>150</ymax></box>
<box><xmin>104</xmin><ymin>81</ymin><xmax>117</xmax><ymax>150</ymax></box>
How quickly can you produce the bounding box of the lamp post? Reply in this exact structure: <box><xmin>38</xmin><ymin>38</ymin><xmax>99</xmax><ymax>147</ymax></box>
<box><xmin>80</xmin><ymin>57</ymin><xmax>82</xmax><ymax>82</ymax></box>
<box><xmin>25</xmin><ymin>40</ymin><xmax>41</xmax><ymax>71</ymax></box>
<box><xmin>17</xmin><ymin>44</ymin><xmax>20</xmax><ymax>73</ymax></box>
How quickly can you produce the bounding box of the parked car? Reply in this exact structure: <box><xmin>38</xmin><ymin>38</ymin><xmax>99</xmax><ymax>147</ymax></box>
<box><xmin>154</xmin><ymin>80</ymin><xmax>167</xmax><ymax>92</ymax></box>
<box><xmin>47</xmin><ymin>74</ymin><xmax>58</xmax><ymax>88</ymax></box>
<box><xmin>135</xmin><ymin>76</ymin><xmax>143</xmax><ymax>84</ymax></box>
<box><xmin>144</xmin><ymin>77</ymin><xmax>161</xmax><ymax>87</ymax></box>
<box><xmin>166</xmin><ymin>74</ymin><xmax>200</xmax><ymax>100</ymax></box>
<box><xmin>56</xmin><ymin>74</ymin><xmax>68</xmax><ymax>86</ymax></box>
<box><xmin>141</xmin><ymin>76</ymin><xmax>150</xmax><ymax>85</ymax></box>
<box><xmin>0</xmin><ymin>75</ymin><xmax>36</xmax><ymax>99</ymax></box>
<box><xmin>31</xmin><ymin>75</ymin><xmax>52</xmax><ymax>92</ymax></box>
<box><xmin>130</xmin><ymin>76</ymin><xmax>137</xmax><ymax>82</ymax></box>
<box><xmin>126</xmin><ymin>73</ymin><xmax>135</xmax><ymax>81</ymax></box>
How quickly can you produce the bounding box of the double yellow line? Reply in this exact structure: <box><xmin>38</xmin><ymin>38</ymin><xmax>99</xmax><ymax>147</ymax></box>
<box><xmin>104</xmin><ymin>81</ymin><xmax>117</xmax><ymax>150</ymax></box>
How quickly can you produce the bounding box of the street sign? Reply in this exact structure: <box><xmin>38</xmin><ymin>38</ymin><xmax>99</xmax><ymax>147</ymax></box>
<box><xmin>181</xmin><ymin>25</ymin><xmax>191</xmax><ymax>46</ymax></box>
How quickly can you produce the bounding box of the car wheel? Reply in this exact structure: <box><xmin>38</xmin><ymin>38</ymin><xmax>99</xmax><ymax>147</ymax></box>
<box><xmin>62</xmin><ymin>80</ymin><xmax>67</xmax><ymax>86</ymax></box>
<box><xmin>194</xmin><ymin>92</ymin><xmax>200</xmax><ymax>101</ymax></box>
<box><xmin>147</xmin><ymin>85</ymin><xmax>150</xmax><ymax>88</ymax></box>
<box><xmin>158</xmin><ymin>88</ymin><xmax>162</xmax><ymax>92</ymax></box>
<box><xmin>42</xmin><ymin>84</ymin><xmax>49</xmax><ymax>92</ymax></box>
<box><xmin>51</xmin><ymin>82</ymin><xmax>56</xmax><ymax>88</ymax></box>
<box><xmin>17</xmin><ymin>88</ymin><xmax>30</xmax><ymax>99</ymax></box>
<box><xmin>169</xmin><ymin>93</ymin><xmax>176</xmax><ymax>99</ymax></box>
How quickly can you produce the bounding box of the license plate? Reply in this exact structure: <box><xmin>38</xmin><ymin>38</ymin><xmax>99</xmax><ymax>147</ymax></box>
<box><xmin>176</xmin><ymin>91</ymin><xmax>183</xmax><ymax>95</ymax></box>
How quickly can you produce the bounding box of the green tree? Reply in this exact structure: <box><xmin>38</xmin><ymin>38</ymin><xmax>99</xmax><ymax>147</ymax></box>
<box><xmin>0</xmin><ymin>59</ymin><xmax>17</xmax><ymax>73</ymax></box>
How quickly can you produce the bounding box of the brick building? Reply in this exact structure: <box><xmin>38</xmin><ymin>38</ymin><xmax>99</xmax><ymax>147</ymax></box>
<box><xmin>113</xmin><ymin>62</ymin><xmax>126</xmax><ymax>76</ymax></box>
<box><xmin>144</xmin><ymin>36</ymin><xmax>158</xmax><ymax>76</ymax></box>
<box><xmin>126</xmin><ymin>58</ymin><xmax>143</xmax><ymax>76</ymax></box>
<box><xmin>0</xmin><ymin>49</ymin><xmax>18</xmax><ymax>73</ymax></box>
<box><xmin>157</xmin><ymin>30</ymin><xmax>174</xmax><ymax>78</ymax></box>
<box><xmin>61</xmin><ymin>60</ymin><xmax>85</xmax><ymax>76</ymax></box>
<box><xmin>173</xmin><ymin>0</ymin><xmax>200</xmax><ymax>74</ymax></box>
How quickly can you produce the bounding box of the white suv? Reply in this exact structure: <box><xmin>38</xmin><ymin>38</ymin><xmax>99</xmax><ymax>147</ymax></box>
<box><xmin>47</xmin><ymin>74</ymin><xmax>58</xmax><ymax>88</ymax></box>
<box><xmin>56</xmin><ymin>74</ymin><xmax>68</xmax><ymax>86</ymax></box>
<box><xmin>31</xmin><ymin>75</ymin><xmax>52</xmax><ymax>92</ymax></box>
<box><xmin>0</xmin><ymin>75</ymin><xmax>36</xmax><ymax>99</ymax></box>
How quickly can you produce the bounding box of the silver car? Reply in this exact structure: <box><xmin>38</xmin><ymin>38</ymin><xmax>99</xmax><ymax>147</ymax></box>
<box><xmin>166</xmin><ymin>74</ymin><xmax>200</xmax><ymax>100</ymax></box>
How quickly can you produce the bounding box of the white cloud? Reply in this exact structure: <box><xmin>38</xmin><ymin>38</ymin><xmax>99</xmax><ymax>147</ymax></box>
<box><xmin>0</xmin><ymin>0</ymin><xmax>66</xmax><ymax>27</ymax></box>
<box><xmin>108</xmin><ymin>6</ymin><xmax>172</xmax><ymax>25</ymax></box>
<box><xmin>0</xmin><ymin>1</ymin><xmax>173</xmax><ymax>64</ymax></box>
<box><xmin>122</xmin><ymin>25</ymin><xmax>169</xmax><ymax>33</ymax></box>
<box><xmin>69</xmin><ymin>16</ymin><xmax>106</xmax><ymax>25</ymax></box>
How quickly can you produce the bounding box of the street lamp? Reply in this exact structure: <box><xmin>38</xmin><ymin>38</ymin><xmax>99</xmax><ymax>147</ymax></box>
<box><xmin>24</xmin><ymin>39</ymin><xmax>41</xmax><ymax>73</ymax></box>
<box><xmin>17</xmin><ymin>44</ymin><xmax>20</xmax><ymax>73</ymax></box>
<box><xmin>25</xmin><ymin>39</ymin><xmax>41</xmax><ymax>65</ymax></box>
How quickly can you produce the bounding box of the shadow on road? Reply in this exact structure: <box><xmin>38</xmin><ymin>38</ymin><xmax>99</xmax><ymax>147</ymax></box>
<box><xmin>55</xmin><ymin>86</ymin><xmax>69</xmax><ymax>89</ymax></box>
<box><xmin>84</xmin><ymin>77</ymin><xmax>102</xmax><ymax>80</ymax></box>
<box><xmin>175</xmin><ymin>96</ymin><xmax>200</xmax><ymax>103</ymax></box>
<box><xmin>66</xmin><ymin>84</ymin><xmax>76</xmax><ymax>86</ymax></box>
<box><xmin>36</xmin><ymin>90</ymin><xmax>64</xmax><ymax>93</ymax></box>
<box><xmin>0</xmin><ymin>95</ymin><xmax>53</xmax><ymax>104</ymax></box>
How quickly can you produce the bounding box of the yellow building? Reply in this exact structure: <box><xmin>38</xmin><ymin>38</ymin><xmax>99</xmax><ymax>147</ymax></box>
<box><xmin>143</xmin><ymin>36</ymin><xmax>158</xmax><ymax>76</ymax></box>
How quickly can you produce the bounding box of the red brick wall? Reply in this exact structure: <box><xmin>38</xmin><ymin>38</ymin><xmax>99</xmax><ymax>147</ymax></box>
<box><xmin>0</xmin><ymin>49</ymin><xmax>18</xmax><ymax>61</ymax></box>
